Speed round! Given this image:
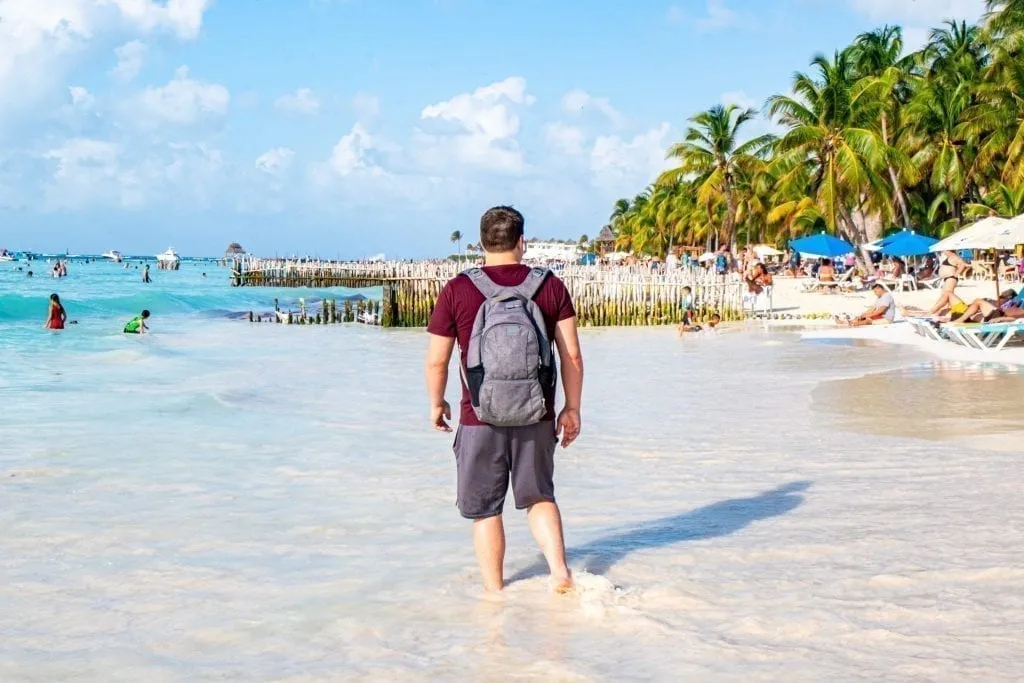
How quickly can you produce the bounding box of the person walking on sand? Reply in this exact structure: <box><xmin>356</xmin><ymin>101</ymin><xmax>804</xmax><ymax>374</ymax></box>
<box><xmin>426</xmin><ymin>206</ymin><xmax>583</xmax><ymax>595</ymax></box>
<box><xmin>45</xmin><ymin>294</ymin><xmax>67</xmax><ymax>330</ymax></box>
<box><xmin>123</xmin><ymin>309</ymin><xmax>150</xmax><ymax>335</ymax></box>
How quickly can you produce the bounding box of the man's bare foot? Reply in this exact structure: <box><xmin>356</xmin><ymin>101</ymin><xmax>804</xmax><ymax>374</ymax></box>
<box><xmin>551</xmin><ymin>570</ymin><xmax>574</xmax><ymax>594</ymax></box>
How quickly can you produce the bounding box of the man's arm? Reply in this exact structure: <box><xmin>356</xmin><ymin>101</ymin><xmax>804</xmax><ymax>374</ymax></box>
<box><xmin>426</xmin><ymin>333</ymin><xmax>456</xmax><ymax>432</ymax></box>
<box><xmin>554</xmin><ymin>316</ymin><xmax>583</xmax><ymax>448</ymax></box>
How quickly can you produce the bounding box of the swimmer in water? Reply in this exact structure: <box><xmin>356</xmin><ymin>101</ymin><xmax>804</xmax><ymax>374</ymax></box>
<box><xmin>45</xmin><ymin>294</ymin><xmax>67</xmax><ymax>330</ymax></box>
<box><xmin>679</xmin><ymin>312</ymin><xmax>722</xmax><ymax>333</ymax></box>
<box><xmin>123</xmin><ymin>309</ymin><xmax>150</xmax><ymax>335</ymax></box>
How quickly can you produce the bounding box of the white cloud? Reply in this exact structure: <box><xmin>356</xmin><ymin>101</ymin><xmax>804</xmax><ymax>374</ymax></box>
<box><xmin>327</xmin><ymin>124</ymin><xmax>385</xmax><ymax>177</ymax></box>
<box><xmin>0</xmin><ymin>1</ymin><xmax>212</xmax><ymax>117</ymax></box>
<box><xmin>847</xmin><ymin>0</ymin><xmax>985</xmax><ymax>23</ymax></box>
<box><xmin>353</xmin><ymin>92</ymin><xmax>381</xmax><ymax>120</ymax></box>
<box><xmin>545</xmin><ymin>123</ymin><xmax>587</xmax><ymax>157</ymax></box>
<box><xmin>419</xmin><ymin>76</ymin><xmax>535</xmax><ymax>174</ymax></box>
<box><xmin>137</xmin><ymin>66</ymin><xmax>230</xmax><ymax>125</ymax></box>
<box><xmin>255</xmin><ymin>147</ymin><xmax>295</xmax><ymax>177</ymax></box>
<box><xmin>275</xmin><ymin>88</ymin><xmax>321</xmax><ymax>115</ymax></box>
<box><xmin>111</xmin><ymin>40</ymin><xmax>147</xmax><ymax>82</ymax></box>
<box><xmin>561</xmin><ymin>89</ymin><xmax>625</xmax><ymax>126</ymax></box>
<box><xmin>696</xmin><ymin>0</ymin><xmax>738</xmax><ymax>31</ymax></box>
<box><xmin>590</xmin><ymin>123</ymin><xmax>674</xmax><ymax>189</ymax></box>
<box><xmin>68</xmin><ymin>86</ymin><xmax>96</xmax><ymax>110</ymax></box>
<box><xmin>666</xmin><ymin>5</ymin><xmax>685</xmax><ymax>24</ymax></box>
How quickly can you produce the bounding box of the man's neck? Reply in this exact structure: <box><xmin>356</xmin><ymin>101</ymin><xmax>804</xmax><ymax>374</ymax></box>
<box><xmin>483</xmin><ymin>252</ymin><xmax>520</xmax><ymax>267</ymax></box>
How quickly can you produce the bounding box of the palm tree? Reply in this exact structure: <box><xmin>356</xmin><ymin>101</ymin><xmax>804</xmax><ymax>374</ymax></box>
<box><xmin>850</xmin><ymin>26</ymin><xmax>919</xmax><ymax>228</ymax></box>
<box><xmin>660</xmin><ymin>104</ymin><xmax>773</xmax><ymax>250</ymax></box>
<box><xmin>766</xmin><ymin>51</ymin><xmax>893</xmax><ymax>249</ymax></box>
<box><xmin>903</xmin><ymin>79</ymin><xmax>975</xmax><ymax>222</ymax></box>
<box><xmin>450</xmin><ymin>230</ymin><xmax>462</xmax><ymax>257</ymax></box>
<box><xmin>965</xmin><ymin>180</ymin><xmax>1024</xmax><ymax>217</ymax></box>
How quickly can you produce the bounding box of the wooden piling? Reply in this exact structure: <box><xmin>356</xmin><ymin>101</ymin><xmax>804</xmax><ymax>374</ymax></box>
<box><xmin>231</xmin><ymin>257</ymin><xmax>745</xmax><ymax>328</ymax></box>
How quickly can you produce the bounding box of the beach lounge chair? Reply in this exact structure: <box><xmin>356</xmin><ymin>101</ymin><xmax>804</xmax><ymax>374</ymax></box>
<box><xmin>954</xmin><ymin>321</ymin><xmax>1024</xmax><ymax>351</ymax></box>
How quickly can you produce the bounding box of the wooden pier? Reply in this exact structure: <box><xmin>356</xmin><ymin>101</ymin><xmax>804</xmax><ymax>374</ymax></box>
<box><xmin>231</xmin><ymin>258</ymin><xmax>745</xmax><ymax>328</ymax></box>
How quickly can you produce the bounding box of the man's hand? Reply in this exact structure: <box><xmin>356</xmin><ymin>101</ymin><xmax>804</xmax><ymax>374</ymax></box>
<box><xmin>432</xmin><ymin>401</ymin><xmax>452</xmax><ymax>432</ymax></box>
<box><xmin>556</xmin><ymin>408</ymin><xmax>581</xmax><ymax>448</ymax></box>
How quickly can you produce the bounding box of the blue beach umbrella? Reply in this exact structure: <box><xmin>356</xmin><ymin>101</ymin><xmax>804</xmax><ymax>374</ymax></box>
<box><xmin>878</xmin><ymin>230</ymin><xmax>938</xmax><ymax>257</ymax></box>
<box><xmin>789</xmin><ymin>232</ymin><xmax>855</xmax><ymax>258</ymax></box>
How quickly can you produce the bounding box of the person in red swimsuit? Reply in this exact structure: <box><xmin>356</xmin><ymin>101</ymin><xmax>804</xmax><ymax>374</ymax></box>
<box><xmin>45</xmin><ymin>293</ymin><xmax>67</xmax><ymax>330</ymax></box>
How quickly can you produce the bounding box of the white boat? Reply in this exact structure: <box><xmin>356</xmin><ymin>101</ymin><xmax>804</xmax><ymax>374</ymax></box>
<box><xmin>102</xmin><ymin>250</ymin><xmax>123</xmax><ymax>263</ymax></box>
<box><xmin>156</xmin><ymin>247</ymin><xmax>181</xmax><ymax>270</ymax></box>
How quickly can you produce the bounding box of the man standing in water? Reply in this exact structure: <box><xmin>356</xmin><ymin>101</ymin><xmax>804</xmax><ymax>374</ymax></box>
<box><xmin>426</xmin><ymin>206</ymin><xmax>584</xmax><ymax>594</ymax></box>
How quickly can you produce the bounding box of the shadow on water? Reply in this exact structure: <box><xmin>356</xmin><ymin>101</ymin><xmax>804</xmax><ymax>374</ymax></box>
<box><xmin>508</xmin><ymin>481</ymin><xmax>811</xmax><ymax>583</ymax></box>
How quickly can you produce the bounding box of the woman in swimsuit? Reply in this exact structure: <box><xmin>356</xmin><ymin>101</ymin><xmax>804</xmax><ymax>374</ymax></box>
<box><xmin>902</xmin><ymin>250</ymin><xmax>969</xmax><ymax>318</ymax></box>
<box><xmin>45</xmin><ymin>294</ymin><xmax>66</xmax><ymax>330</ymax></box>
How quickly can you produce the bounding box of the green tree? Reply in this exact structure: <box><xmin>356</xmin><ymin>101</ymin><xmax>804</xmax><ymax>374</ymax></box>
<box><xmin>660</xmin><ymin>104</ymin><xmax>773</xmax><ymax>250</ymax></box>
<box><xmin>450</xmin><ymin>230</ymin><xmax>462</xmax><ymax>257</ymax></box>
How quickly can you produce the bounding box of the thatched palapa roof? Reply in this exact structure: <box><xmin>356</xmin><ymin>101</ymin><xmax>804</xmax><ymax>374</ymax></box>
<box><xmin>596</xmin><ymin>225</ymin><xmax>615</xmax><ymax>243</ymax></box>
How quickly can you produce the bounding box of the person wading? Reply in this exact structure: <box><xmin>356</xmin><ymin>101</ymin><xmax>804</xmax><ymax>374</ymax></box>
<box><xmin>426</xmin><ymin>206</ymin><xmax>584</xmax><ymax>594</ymax></box>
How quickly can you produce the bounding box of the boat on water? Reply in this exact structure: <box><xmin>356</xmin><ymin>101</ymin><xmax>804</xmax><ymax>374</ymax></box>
<box><xmin>156</xmin><ymin>247</ymin><xmax>181</xmax><ymax>271</ymax></box>
<box><xmin>102</xmin><ymin>250</ymin><xmax>123</xmax><ymax>263</ymax></box>
<box><xmin>0</xmin><ymin>249</ymin><xmax>14</xmax><ymax>262</ymax></box>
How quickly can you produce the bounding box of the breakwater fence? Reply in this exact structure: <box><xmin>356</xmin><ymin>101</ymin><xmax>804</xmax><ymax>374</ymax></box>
<box><xmin>231</xmin><ymin>258</ymin><xmax>745</xmax><ymax>328</ymax></box>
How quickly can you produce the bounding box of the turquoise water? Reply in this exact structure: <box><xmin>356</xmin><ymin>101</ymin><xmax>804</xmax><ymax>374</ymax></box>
<box><xmin>0</xmin><ymin>259</ymin><xmax>373</xmax><ymax>349</ymax></box>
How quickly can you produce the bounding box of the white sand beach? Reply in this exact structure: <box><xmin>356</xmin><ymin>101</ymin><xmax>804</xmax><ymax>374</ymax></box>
<box><xmin>764</xmin><ymin>276</ymin><xmax>1007</xmax><ymax>320</ymax></box>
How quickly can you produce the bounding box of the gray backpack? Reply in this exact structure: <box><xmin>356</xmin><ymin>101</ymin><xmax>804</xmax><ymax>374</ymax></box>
<box><xmin>461</xmin><ymin>267</ymin><xmax>556</xmax><ymax>427</ymax></box>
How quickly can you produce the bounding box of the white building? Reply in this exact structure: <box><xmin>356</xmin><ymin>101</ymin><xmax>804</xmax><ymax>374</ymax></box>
<box><xmin>523</xmin><ymin>240</ymin><xmax>581</xmax><ymax>263</ymax></box>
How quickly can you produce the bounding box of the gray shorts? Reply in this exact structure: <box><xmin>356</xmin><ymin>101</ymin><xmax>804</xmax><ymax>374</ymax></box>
<box><xmin>453</xmin><ymin>422</ymin><xmax>557</xmax><ymax>519</ymax></box>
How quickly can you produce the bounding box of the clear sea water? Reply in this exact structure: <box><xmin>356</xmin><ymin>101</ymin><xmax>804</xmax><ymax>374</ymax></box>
<box><xmin>2</xmin><ymin>259</ymin><xmax>1023</xmax><ymax>681</ymax></box>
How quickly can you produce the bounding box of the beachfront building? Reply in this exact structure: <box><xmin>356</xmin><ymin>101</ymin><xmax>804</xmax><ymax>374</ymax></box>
<box><xmin>595</xmin><ymin>225</ymin><xmax>617</xmax><ymax>256</ymax></box>
<box><xmin>523</xmin><ymin>239</ymin><xmax>582</xmax><ymax>263</ymax></box>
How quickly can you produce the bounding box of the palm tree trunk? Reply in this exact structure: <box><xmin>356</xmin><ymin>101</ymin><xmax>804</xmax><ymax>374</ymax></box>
<box><xmin>724</xmin><ymin>184</ymin><xmax>738</xmax><ymax>250</ymax></box>
<box><xmin>838</xmin><ymin>202</ymin><xmax>871</xmax><ymax>271</ymax></box>
<box><xmin>881</xmin><ymin>114</ymin><xmax>912</xmax><ymax>229</ymax></box>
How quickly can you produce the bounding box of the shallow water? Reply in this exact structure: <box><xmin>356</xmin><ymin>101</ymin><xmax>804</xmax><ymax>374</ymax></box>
<box><xmin>2</xmin><ymin>267</ymin><xmax>1024</xmax><ymax>680</ymax></box>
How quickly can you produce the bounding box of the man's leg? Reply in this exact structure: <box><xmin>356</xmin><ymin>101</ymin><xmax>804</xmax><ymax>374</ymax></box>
<box><xmin>510</xmin><ymin>423</ymin><xmax>574</xmax><ymax>593</ymax></box>
<box><xmin>473</xmin><ymin>515</ymin><xmax>506</xmax><ymax>593</ymax></box>
<box><xmin>455</xmin><ymin>426</ymin><xmax>511</xmax><ymax>593</ymax></box>
<box><xmin>527</xmin><ymin>502</ymin><xmax>573</xmax><ymax>592</ymax></box>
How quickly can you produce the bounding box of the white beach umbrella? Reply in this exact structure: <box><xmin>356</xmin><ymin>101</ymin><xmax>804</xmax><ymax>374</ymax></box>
<box><xmin>931</xmin><ymin>215</ymin><xmax>1024</xmax><ymax>296</ymax></box>
<box><xmin>930</xmin><ymin>216</ymin><xmax>1015</xmax><ymax>252</ymax></box>
<box><xmin>863</xmin><ymin>238</ymin><xmax>885</xmax><ymax>252</ymax></box>
<box><xmin>752</xmin><ymin>244</ymin><xmax>783</xmax><ymax>258</ymax></box>
<box><xmin>697</xmin><ymin>251</ymin><xmax>716</xmax><ymax>262</ymax></box>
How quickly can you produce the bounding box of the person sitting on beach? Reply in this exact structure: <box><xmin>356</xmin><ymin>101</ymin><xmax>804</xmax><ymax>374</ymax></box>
<box><xmin>951</xmin><ymin>289</ymin><xmax>1024</xmax><ymax>324</ymax></box>
<box><xmin>838</xmin><ymin>283</ymin><xmax>896</xmax><ymax>327</ymax></box>
<box><xmin>123</xmin><ymin>310</ymin><xmax>150</xmax><ymax>335</ymax></box>
<box><xmin>916</xmin><ymin>256</ymin><xmax>936</xmax><ymax>282</ymax></box>
<box><xmin>745</xmin><ymin>262</ymin><xmax>773</xmax><ymax>295</ymax></box>
<box><xmin>425</xmin><ymin>205</ymin><xmax>581</xmax><ymax>595</ymax></box>
<box><xmin>45</xmin><ymin>294</ymin><xmax>66</xmax><ymax>330</ymax></box>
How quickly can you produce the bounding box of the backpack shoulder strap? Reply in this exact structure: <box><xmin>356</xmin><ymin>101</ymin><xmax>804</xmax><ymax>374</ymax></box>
<box><xmin>463</xmin><ymin>268</ymin><xmax>502</xmax><ymax>299</ymax></box>
<box><xmin>511</xmin><ymin>267</ymin><xmax>550</xmax><ymax>300</ymax></box>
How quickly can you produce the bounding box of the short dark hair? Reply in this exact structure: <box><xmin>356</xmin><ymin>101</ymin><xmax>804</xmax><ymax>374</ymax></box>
<box><xmin>141</xmin><ymin>309</ymin><xmax>151</xmax><ymax>318</ymax></box>
<box><xmin>871</xmin><ymin>283</ymin><xmax>885</xmax><ymax>291</ymax></box>
<box><xmin>480</xmin><ymin>206</ymin><xmax>524</xmax><ymax>252</ymax></box>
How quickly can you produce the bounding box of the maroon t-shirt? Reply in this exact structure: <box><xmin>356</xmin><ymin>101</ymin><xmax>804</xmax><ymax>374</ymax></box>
<box><xmin>427</xmin><ymin>264</ymin><xmax>576</xmax><ymax>426</ymax></box>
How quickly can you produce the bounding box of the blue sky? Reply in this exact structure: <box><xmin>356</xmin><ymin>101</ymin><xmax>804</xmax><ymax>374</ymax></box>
<box><xmin>0</xmin><ymin>0</ymin><xmax>985</xmax><ymax>257</ymax></box>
